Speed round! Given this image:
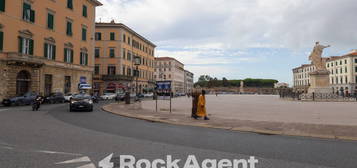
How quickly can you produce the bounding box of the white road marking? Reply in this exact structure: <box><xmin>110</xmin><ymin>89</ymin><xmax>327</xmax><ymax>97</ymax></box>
<box><xmin>35</xmin><ymin>150</ymin><xmax>83</xmax><ymax>156</ymax></box>
<box><xmin>0</xmin><ymin>109</ymin><xmax>8</xmax><ymax>112</ymax></box>
<box><xmin>56</xmin><ymin>156</ymin><xmax>91</xmax><ymax>164</ymax></box>
<box><xmin>77</xmin><ymin>163</ymin><xmax>97</xmax><ymax>168</ymax></box>
<box><xmin>0</xmin><ymin>146</ymin><xmax>14</xmax><ymax>150</ymax></box>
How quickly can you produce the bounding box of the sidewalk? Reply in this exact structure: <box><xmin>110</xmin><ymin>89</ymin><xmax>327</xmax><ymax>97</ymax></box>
<box><xmin>102</xmin><ymin>98</ymin><xmax>357</xmax><ymax>141</ymax></box>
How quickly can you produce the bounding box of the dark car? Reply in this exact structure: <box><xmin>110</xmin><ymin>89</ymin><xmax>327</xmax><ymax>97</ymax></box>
<box><xmin>69</xmin><ymin>94</ymin><xmax>93</xmax><ymax>112</ymax></box>
<box><xmin>44</xmin><ymin>92</ymin><xmax>65</xmax><ymax>104</ymax></box>
<box><xmin>115</xmin><ymin>93</ymin><xmax>126</xmax><ymax>101</ymax></box>
<box><xmin>2</xmin><ymin>92</ymin><xmax>38</xmax><ymax>106</ymax></box>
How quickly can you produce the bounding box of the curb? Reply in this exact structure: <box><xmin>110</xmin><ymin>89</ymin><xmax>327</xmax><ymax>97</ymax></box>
<box><xmin>101</xmin><ymin>104</ymin><xmax>357</xmax><ymax>141</ymax></box>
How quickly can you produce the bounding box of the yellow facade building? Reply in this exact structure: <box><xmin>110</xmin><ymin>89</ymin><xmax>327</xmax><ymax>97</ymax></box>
<box><xmin>0</xmin><ymin>0</ymin><xmax>102</xmax><ymax>101</ymax></box>
<box><xmin>94</xmin><ymin>21</ymin><xmax>156</xmax><ymax>95</ymax></box>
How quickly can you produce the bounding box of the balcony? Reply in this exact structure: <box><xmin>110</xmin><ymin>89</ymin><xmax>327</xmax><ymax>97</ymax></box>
<box><xmin>102</xmin><ymin>74</ymin><xmax>134</xmax><ymax>81</ymax></box>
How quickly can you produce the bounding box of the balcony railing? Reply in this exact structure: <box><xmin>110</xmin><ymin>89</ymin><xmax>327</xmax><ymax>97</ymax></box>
<box><xmin>102</xmin><ymin>74</ymin><xmax>134</xmax><ymax>81</ymax></box>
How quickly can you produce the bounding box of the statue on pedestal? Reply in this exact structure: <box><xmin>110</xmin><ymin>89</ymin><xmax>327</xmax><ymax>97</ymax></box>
<box><xmin>308</xmin><ymin>42</ymin><xmax>330</xmax><ymax>71</ymax></box>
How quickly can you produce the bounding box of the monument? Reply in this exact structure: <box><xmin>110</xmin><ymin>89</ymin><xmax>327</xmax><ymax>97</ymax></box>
<box><xmin>240</xmin><ymin>80</ymin><xmax>245</xmax><ymax>94</ymax></box>
<box><xmin>307</xmin><ymin>42</ymin><xmax>333</xmax><ymax>94</ymax></box>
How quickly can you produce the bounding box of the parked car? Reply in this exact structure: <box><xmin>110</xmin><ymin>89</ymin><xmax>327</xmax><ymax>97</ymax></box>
<box><xmin>100</xmin><ymin>93</ymin><xmax>116</xmax><ymax>100</ymax></box>
<box><xmin>115</xmin><ymin>93</ymin><xmax>126</xmax><ymax>101</ymax></box>
<box><xmin>143</xmin><ymin>93</ymin><xmax>154</xmax><ymax>98</ymax></box>
<box><xmin>2</xmin><ymin>92</ymin><xmax>38</xmax><ymax>106</ymax></box>
<box><xmin>44</xmin><ymin>92</ymin><xmax>65</xmax><ymax>104</ymax></box>
<box><xmin>69</xmin><ymin>94</ymin><xmax>93</xmax><ymax>112</ymax></box>
<box><xmin>64</xmin><ymin>93</ymin><xmax>76</xmax><ymax>102</ymax></box>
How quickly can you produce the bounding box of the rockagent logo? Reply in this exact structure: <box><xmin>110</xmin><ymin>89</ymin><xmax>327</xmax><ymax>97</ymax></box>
<box><xmin>98</xmin><ymin>154</ymin><xmax>258</xmax><ymax>168</ymax></box>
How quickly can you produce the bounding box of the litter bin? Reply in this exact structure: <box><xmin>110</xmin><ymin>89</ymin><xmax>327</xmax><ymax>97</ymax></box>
<box><xmin>125</xmin><ymin>92</ymin><xmax>130</xmax><ymax>104</ymax></box>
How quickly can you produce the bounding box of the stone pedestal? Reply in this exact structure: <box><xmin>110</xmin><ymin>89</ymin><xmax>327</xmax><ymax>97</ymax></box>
<box><xmin>308</xmin><ymin>70</ymin><xmax>333</xmax><ymax>93</ymax></box>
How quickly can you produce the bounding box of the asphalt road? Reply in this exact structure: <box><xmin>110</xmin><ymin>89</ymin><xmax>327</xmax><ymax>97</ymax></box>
<box><xmin>0</xmin><ymin>101</ymin><xmax>356</xmax><ymax>168</ymax></box>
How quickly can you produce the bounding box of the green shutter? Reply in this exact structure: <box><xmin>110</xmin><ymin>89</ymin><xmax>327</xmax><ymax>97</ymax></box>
<box><xmin>44</xmin><ymin>43</ymin><xmax>48</xmax><ymax>58</ymax></box>
<box><xmin>67</xmin><ymin>0</ymin><xmax>73</xmax><ymax>9</ymax></box>
<box><xmin>29</xmin><ymin>39</ymin><xmax>33</xmax><ymax>55</ymax></box>
<box><xmin>52</xmin><ymin>45</ymin><xmax>56</xmax><ymax>60</ymax></box>
<box><xmin>0</xmin><ymin>31</ymin><xmax>3</xmax><ymax>51</ymax></box>
<box><xmin>85</xmin><ymin>53</ymin><xmax>88</xmax><ymax>65</ymax></box>
<box><xmin>67</xmin><ymin>22</ymin><xmax>72</xmax><ymax>36</ymax></box>
<box><xmin>110</xmin><ymin>32</ymin><xmax>115</xmax><ymax>40</ymax></box>
<box><xmin>64</xmin><ymin>48</ymin><xmax>67</xmax><ymax>62</ymax></box>
<box><xmin>18</xmin><ymin>37</ymin><xmax>23</xmax><ymax>53</ymax></box>
<box><xmin>80</xmin><ymin>52</ymin><xmax>83</xmax><ymax>64</ymax></box>
<box><xmin>70</xmin><ymin>50</ymin><xmax>73</xmax><ymax>63</ymax></box>
<box><xmin>82</xmin><ymin>28</ymin><xmax>86</xmax><ymax>41</ymax></box>
<box><xmin>0</xmin><ymin>0</ymin><xmax>5</xmax><ymax>12</ymax></box>
<box><xmin>47</xmin><ymin>13</ymin><xmax>54</xmax><ymax>29</ymax></box>
<box><xmin>30</xmin><ymin>9</ymin><xmax>35</xmax><ymax>22</ymax></box>
<box><xmin>23</xmin><ymin>3</ymin><xmax>31</xmax><ymax>20</ymax></box>
<box><xmin>82</xmin><ymin>5</ymin><xmax>87</xmax><ymax>17</ymax></box>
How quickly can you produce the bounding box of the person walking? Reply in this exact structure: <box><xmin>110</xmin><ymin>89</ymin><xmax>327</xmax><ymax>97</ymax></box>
<box><xmin>197</xmin><ymin>90</ymin><xmax>209</xmax><ymax>120</ymax></box>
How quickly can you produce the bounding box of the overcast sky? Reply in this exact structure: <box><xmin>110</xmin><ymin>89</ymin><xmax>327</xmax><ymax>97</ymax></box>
<box><xmin>96</xmin><ymin>0</ymin><xmax>357</xmax><ymax>84</ymax></box>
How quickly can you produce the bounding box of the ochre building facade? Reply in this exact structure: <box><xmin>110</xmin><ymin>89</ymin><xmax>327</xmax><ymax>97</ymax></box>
<box><xmin>0</xmin><ymin>0</ymin><xmax>102</xmax><ymax>101</ymax></box>
<box><xmin>94</xmin><ymin>22</ymin><xmax>156</xmax><ymax>95</ymax></box>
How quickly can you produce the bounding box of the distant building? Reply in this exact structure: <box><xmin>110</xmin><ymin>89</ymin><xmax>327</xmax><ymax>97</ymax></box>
<box><xmin>154</xmin><ymin>57</ymin><xmax>185</xmax><ymax>94</ymax></box>
<box><xmin>292</xmin><ymin>50</ymin><xmax>357</xmax><ymax>94</ymax></box>
<box><xmin>274</xmin><ymin>82</ymin><xmax>289</xmax><ymax>88</ymax></box>
<box><xmin>184</xmin><ymin>70</ymin><xmax>194</xmax><ymax>94</ymax></box>
<box><xmin>94</xmin><ymin>21</ymin><xmax>156</xmax><ymax>95</ymax></box>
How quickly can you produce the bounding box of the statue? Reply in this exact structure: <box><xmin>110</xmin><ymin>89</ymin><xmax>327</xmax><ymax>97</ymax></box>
<box><xmin>308</xmin><ymin>42</ymin><xmax>330</xmax><ymax>71</ymax></box>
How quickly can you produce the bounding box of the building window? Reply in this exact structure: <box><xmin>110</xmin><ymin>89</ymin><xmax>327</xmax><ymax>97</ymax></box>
<box><xmin>345</xmin><ymin>59</ymin><xmax>347</xmax><ymax>64</ymax></box>
<box><xmin>345</xmin><ymin>67</ymin><xmax>347</xmax><ymax>73</ymax></box>
<box><xmin>122</xmin><ymin>48</ymin><xmax>126</xmax><ymax>59</ymax></box>
<box><xmin>80</xmin><ymin>52</ymin><xmax>88</xmax><ymax>65</ymax></box>
<box><xmin>47</xmin><ymin>13</ymin><xmax>54</xmax><ymax>30</ymax></box>
<box><xmin>66</xmin><ymin>21</ymin><xmax>73</xmax><ymax>36</ymax></box>
<box><xmin>23</xmin><ymin>3</ymin><xmax>35</xmax><ymax>23</ymax></box>
<box><xmin>94</xmin><ymin>65</ymin><xmax>100</xmax><ymax>75</ymax></box>
<box><xmin>128</xmin><ymin>37</ymin><xmax>130</xmax><ymax>45</ymax></box>
<box><xmin>67</xmin><ymin>0</ymin><xmax>73</xmax><ymax>9</ymax></box>
<box><xmin>355</xmin><ymin>59</ymin><xmax>357</xmax><ymax>63</ymax></box>
<box><xmin>82</xmin><ymin>5</ymin><xmax>87</xmax><ymax>17</ymax></box>
<box><xmin>355</xmin><ymin>67</ymin><xmax>357</xmax><ymax>73</ymax></box>
<box><xmin>108</xmin><ymin>65</ymin><xmax>116</xmax><ymax>75</ymax></box>
<box><xmin>127</xmin><ymin>51</ymin><xmax>131</xmax><ymax>60</ymax></box>
<box><xmin>64</xmin><ymin>48</ymin><xmax>73</xmax><ymax>63</ymax></box>
<box><xmin>0</xmin><ymin>0</ymin><xmax>5</xmax><ymax>12</ymax></box>
<box><xmin>95</xmin><ymin>48</ymin><xmax>100</xmax><ymax>58</ymax></box>
<box><xmin>123</xmin><ymin>34</ymin><xmax>126</xmax><ymax>42</ymax></box>
<box><xmin>44</xmin><ymin>43</ymin><xmax>56</xmax><ymax>60</ymax></box>
<box><xmin>109</xmin><ymin>48</ymin><xmax>115</xmax><ymax>58</ymax></box>
<box><xmin>95</xmin><ymin>32</ymin><xmax>101</xmax><ymax>40</ymax></box>
<box><xmin>64</xmin><ymin>76</ymin><xmax>71</xmax><ymax>94</ymax></box>
<box><xmin>122</xmin><ymin>66</ymin><xmax>125</xmax><ymax>75</ymax></box>
<box><xmin>127</xmin><ymin>68</ymin><xmax>131</xmax><ymax>76</ymax></box>
<box><xmin>0</xmin><ymin>31</ymin><xmax>3</xmax><ymax>51</ymax></box>
<box><xmin>110</xmin><ymin>32</ymin><xmax>115</xmax><ymax>40</ymax></box>
<box><xmin>18</xmin><ymin>37</ymin><xmax>33</xmax><ymax>55</ymax></box>
<box><xmin>82</xmin><ymin>27</ymin><xmax>87</xmax><ymax>41</ymax></box>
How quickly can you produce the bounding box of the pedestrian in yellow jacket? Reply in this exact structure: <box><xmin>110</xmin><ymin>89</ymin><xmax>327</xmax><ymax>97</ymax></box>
<box><xmin>196</xmin><ymin>90</ymin><xmax>209</xmax><ymax>120</ymax></box>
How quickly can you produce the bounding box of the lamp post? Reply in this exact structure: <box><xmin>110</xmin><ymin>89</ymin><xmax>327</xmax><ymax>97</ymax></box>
<box><xmin>134</xmin><ymin>56</ymin><xmax>141</xmax><ymax>96</ymax></box>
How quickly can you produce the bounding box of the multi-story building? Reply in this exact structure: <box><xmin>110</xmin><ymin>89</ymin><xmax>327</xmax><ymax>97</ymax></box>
<box><xmin>292</xmin><ymin>64</ymin><xmax>315</xmax><ymax>93</ymax></box>
<box><xmin>93</xmin><ymin>21</ymin><xmax>156</xmax><ymax>95</ymax></box>
<box><xmin>184</xmin><ymin>70</ymin><xmax>194</xmax><ymax>94</ymax></box>
<box><xmin>0</xmin><ymin>0</ymin><xmax>102</xmax><ymax>100</ymax></box>
<box><xmin>292</xmin><ymin>50</ymin><xmax>357</xmax><ymax>94</ymax></box>
<box><xmin>154</xmin><ymin>57</ymin><xmax>185</xmax><ymax>94</ymax></box>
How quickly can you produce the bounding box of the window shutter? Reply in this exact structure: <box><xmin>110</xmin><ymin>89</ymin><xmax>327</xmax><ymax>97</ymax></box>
<box><xmin>67</xmin><ymin>0</ymin><xmax>73</xmax><ymax>9</ymax></box>
<box><xmin>67</xmin><ymin>22</ymin><xmax>72</xmax><ymax>36</ymax></box>
<box><xmin>82</xmin><ymin>28</ymin><xmax>86</xmax><ymax>41</ymax></box>
<box><xmin>82</xmin><ymin>5</ymin><xmax>87</xmax><ymax>17</ymax></box>
<box><xmin>44</xmin><ymin>43</ymin><xmax>48</xmax><ymax>58</ymax></box>
<box><xmin>48</xmin><ymin>13</ymin><xmax>54</xmax><ymax>29</ymax></box>
<box><xmin>85</xmin><ymin>53</ymin><xmax>88</xmax><ymax>65</ymax></box>
<box><xmin>70</xmin><ymin>50</ymin><xmax>74</xmax><ymax>63</ymax></box>
<box><xmin>80</xmin><ymin>52</ymin><xmax>83</xmax><ymax>65</ymax></box>
<box><xmin>64</xmin><ymin>48</ymin><xmax>67</xmax><ymax>62</ymax></box>
<box><xmin>0</xmin><ymin>0</ymin><xmax>5</xmax><ymax>12</ymax></box>
<box><xmin>0</xmin><ymin>31</ymin><xmax>3</xmax><ymax>51</ymax></box>
<box><xmin>29</xmin><ymin>39</ymin><xmax>34</xmax><ymax>55</ymax></box>
<box><xmin>52</xmin><ymin>45</ymin><xmax>56</xmax><ymax>60</ymax></box>
<box><xmin>18</xmin><ymin>37</ymin><xmax>23</xmax><ymax>53</ymax></box>
<box><xmin>23</xmin><ymin>3</ymin><xmax>30</xmax><ymax>20</ymax></box>
<box><xmin>30</xmin><ymin>9</ymin><xmax>35</xmax><ymax>23</ymax></box>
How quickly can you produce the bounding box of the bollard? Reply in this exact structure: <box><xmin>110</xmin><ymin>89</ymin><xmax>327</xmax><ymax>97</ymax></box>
<box><xmin>125</xmin><ymin>92</ymin><xmax>130</xmax><ymax>104</ymax></box>
<box><xmin>312</xmin><ymin>92</ymin><xmax>315</xmax><ymax>101</ymax></box>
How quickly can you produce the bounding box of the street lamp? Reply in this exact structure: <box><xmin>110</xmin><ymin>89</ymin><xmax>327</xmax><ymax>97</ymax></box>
<box><xmin>134</xmin><ymin>56</ymin><xmax>141</xmax><ymax>96</ymax></box>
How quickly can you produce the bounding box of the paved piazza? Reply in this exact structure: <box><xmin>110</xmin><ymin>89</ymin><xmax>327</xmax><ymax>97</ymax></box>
<box><xmin>141</xmin><ymin>94</ymin><xmax>357</xmax><ymax>126</ymax></box>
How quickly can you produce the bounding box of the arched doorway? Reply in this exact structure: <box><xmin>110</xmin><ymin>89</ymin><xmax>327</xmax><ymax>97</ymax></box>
<box><xmin>16</xmin><ymin>70</ymin><xmax>31</xmax><ymax>96</ymax></box>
